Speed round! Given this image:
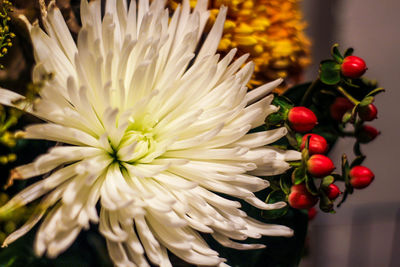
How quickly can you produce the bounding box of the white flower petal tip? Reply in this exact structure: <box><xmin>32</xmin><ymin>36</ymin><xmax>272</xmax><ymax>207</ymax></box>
<box><xmin>0</xmin><ymin>0</ymin><xmax>298</xmax><ymax>266</ymax></box>
<box><xmin>245</xmin><ymin>78</ymin><xmax>283</xmax><ymax>104</ymax></box>
<box><xmin>266</xmin><ymin>201</ymin><xmax>288</xmax><ymax>210</ymax></box>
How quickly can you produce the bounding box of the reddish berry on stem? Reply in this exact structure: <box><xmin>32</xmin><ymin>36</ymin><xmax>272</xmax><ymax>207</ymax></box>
<box><xmin>300</xmin><ymin>134</ymin><xmax>329</xmax><ymax>155</ymax></box>
<box><xmin>350</xmin><ymin>166</ymin><xmax>375</xmax><ymax>189</ymax></box>
<box><xmin>288</xmin><ymin>183</ymin><xmax>318</xmax><ymax>210</ymax></box>
<box><xmin>326</xmin><ymin>184</ymin><xmax>341</xmax><ymax>200</ymax></box>
<box><xmin>357</xmin><ymin>125</ymin><xmax>380</xmax><ymax>143</ymax></box>
<box><xmin>308</xmin><ymin>207</ymin><xmax>317</xmax><ymax>220</ymax></box>
<box><xmin>330</xmin><ymin>97</ymin><xmax>354</xmax><ymax>121</ymax></box>
<box><xmin>307</xmin><ymin>155</ymin><xmax>335</xmax><ymax>178</ymax></box>
<box><xmin>358</xmin><ymin>103</ymin><xmax>378</xmax><ymax>121</ymax></box>
<box><xmin>341</xmin><ymin>56</ymin><xmax>367</xmax><ymax>78</ymax></box>
<box><xmin>288</xmin><ymin>107</ymin><xmax>318</xmax><ymax>133</ymax></box>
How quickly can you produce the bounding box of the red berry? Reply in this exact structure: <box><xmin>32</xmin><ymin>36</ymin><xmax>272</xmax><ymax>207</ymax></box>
<box><xmin>330</xmin><ymin>97</ymin><xmax>354</xmax><ymax>121</ymax></box>
<box><xmin>341</xmin><ymin>56</ymin><xmax>367</xmax><ymax>78</ymax></box>
<box><xmin>350</xmin><ymin>166</ymin><xmax>375</xmax><ymax>189</ymax></box>
<box><xmin>308</xmin><ymin>207</ymin><xmax>317</xmax><ymax>221</ymax></box>
<box><xmin>288</xmin><ymin>183</ymin><xmax>318</xmax><ymax>210</ymax></box>
<box><xmin>357</xmin><ymin>125</ymin><xmax>380</xmax><ymax>143</ymax></box>
<box><xmin>326</xmin><ymin>184</ymin><xmax>341</xmax><ymax>200</ymax></box>
<box><xmin>288</xmin><ymin>107</ymin><xmax>318</xmax><ymax>133</ymax></box>
<box><xmin>307</xmin><ymin>155</ymin><xmax>335</xmax><ymax>178</ymax></box>
<box><xmin>300</xmin><ymin>134</ymin><xmax>329</xmax><ymax>155</ymax></box>
<box><xmin>358</xmin><ymin>103</ymin><xmax>378</xmax><ymax>121</ymax></box>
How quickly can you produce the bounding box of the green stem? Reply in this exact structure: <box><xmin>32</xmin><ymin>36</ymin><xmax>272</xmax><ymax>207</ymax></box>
<box><xmin>337</xmin><ymin>190</ymin><xmax>348</xmax><ymax>207</ymax></box>
<box><xmin>289</xmin><ymin>161</ymin><xmax>302</xmax><ymax>167</ymax></box>
<box><xmin>353</xmin><ymin>142</ymin><xmax>363</xmax><ymax>157</ymax></box>
<box><xmin>338</xmin><ymin>128</ymin><xmax>355</xmax><ymax>137</ymax></box>
<box><xmin>300</xmin><ymin>79</ymin><xmax>320</xmax><ymax>106</ymax></box>
<box><xmin>336</xmin><ymin>86</ymin><xmax>359</xmax><ymax>105</ymax></box>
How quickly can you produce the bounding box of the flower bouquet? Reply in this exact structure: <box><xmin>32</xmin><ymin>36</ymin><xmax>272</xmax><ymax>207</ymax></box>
<box><xmin>0</xmin><ymin>0</ymin><xmax>384</xmax><ymax>266</ymax></box>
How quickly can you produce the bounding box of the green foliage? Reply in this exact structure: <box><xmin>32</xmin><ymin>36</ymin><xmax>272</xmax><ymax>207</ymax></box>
<box><xmin>319</xmin><ymin>191</ymin><xmax>334</xmax><ymax>213</ymax></box>
<box><xmin>263</xmin><ymin>190</ymin><xmax>289</xmax><ymax>219</ymax></box>
<box><xmin>319</xmin><ymin>60</ymin><xmax>341</xmax><ymax>85</ymax></box>
<box><xmin>331</xmin><ymin>43</ymin><xmax>344</xmax><ymax>63</ymax></box>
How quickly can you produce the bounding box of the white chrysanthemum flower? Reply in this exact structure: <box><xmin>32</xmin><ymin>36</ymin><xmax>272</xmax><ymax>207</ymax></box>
<box><xmin>0</xmin><ymin>0</ymin><xmax>300</xmax><ymax>266</ymax></box>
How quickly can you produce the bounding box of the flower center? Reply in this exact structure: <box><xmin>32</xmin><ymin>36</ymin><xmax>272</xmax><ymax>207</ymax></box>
<box><xmin>111</xmin><ymin>119</ymin><xmax>157</xmax><ymax>164</ymax></box>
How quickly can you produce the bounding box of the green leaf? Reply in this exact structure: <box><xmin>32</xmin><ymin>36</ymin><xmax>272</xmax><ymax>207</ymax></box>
<box><xmin>272</xmin><ymin>95</ymin><xmax>294</xmax><ymax>110</ymax></box>
<box><xmin>305</xmin><ymin>173</ymin><xmax>319</xmax><ymax>196</ymax></box>
<box><xmin>263</xmin><ymin>190</ymin><xmax>289</xmax><ymax>219</ymax></box>
<box><xmin>319</xmin><ymin>60</ymin><xmax>341</xmax><ymax>85</ymax></box>
<box><xmin>359</xmin><ymin>96</ymin><xmax>374</xmax><ymax>107</ymax></box>
<box><xmin>266</xmin><ymin>112</ymin><xmax>284</xmax><ymax>126</ymax></box>
<box><xmin>266</xmin><ymin>95</ymin><xmax>294</xmax><ymax>128</ymax></box>
<box><xmin>342</xmin><ymin>111</ymin><xmax>352</xmax><ymax>123</ymax></box>
<box><xmin>301</xmin><ymin>146</ymin><xmax>310</xmax><ymax>163</ymax></box>
<box><xmin>280</xmin><ymin>173</ymin><xmax>292</xmax><ymax>195</ymax></box>
<box><xmin>331</xmin><ymin>173</ymin><xmax>344</xmax><ymax>181</ymax></box>
<box><xmin>351</xmin><ymin>155</ymin><xmax>366</xmax><ymax>168</ymax></box>
<box><xmin>321</xmin><ymin>176</ymin><xmax>335</xmax><ymax>189</ymax></box>
<box><xmin>331</xmin><ymin>43</ymin><xmax>343</xmax><ymax>63</ymax></box>
<box><xmin>292</xmin><ymin>168</ymin><xmax>306</xmax><ymax>185</ymax></box>
<box><xmin>319</xmin><ymin>192</ymin><xmax>334</xmax><ymax>212</ymax></box>
<box><xmin>342</xmin><ymin>154</ymin><xmax>353</xmax><ymax>194</ymax></box>
<box><xmin>304</xmin><ymin>134</ymin><xmax>312</xmax><ymax>150</ymax></box>
<box><xmin>295</xmin><ymin>133</ymin><xmax>303</xmax><ymax>148</ymax></box>
<box><xmin>366</xmin><ymin>87</ymin><xmax>385</xmax><ymax>97</ymax></box>
<box><xmin>344</xmin><ymin>47</ymin><xmax>354</xmax><ymax>57</ymax></box>
<box><xmin>285</xmin><ymin>123</ymin><xmax>300</xmax><ymax>148</ymax></box>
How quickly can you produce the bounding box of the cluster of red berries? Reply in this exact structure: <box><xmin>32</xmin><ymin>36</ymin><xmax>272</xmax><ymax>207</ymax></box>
<box><xmin>286</xmin><ymin>102</ymin><xmax>375</xmax><ymax>212</ymax></box>
<box><xmin>265</xmin><ymin>52</ymin><xmax>382</xmax><ymax>220</ymax></box>
<box><xmin>330</xmin><ymin>95</ymin><xmax>380</xmax><ymax>142</ymax></box>
<box><xmin>287</xmin><ymin>107</ymin><xmax>340</xmax><ymax>210</ymax></box>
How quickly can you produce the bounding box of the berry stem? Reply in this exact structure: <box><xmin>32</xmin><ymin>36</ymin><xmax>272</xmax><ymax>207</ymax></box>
<box><xmin>300</xmin><ymin>79</ymin><xmax>320</xmax><ymax>106</ymax></box>
<box><xmin>337</xmin><ymin>190</ymin><xmax>348</xmax><ymax>207</ymax></box>
<box><xmin>353</xmin><ymin>142</ymin><xmax>364</xmax><ymax>157</ymax></box>
<box><xmin>337</xmin><ymin>126</ymin><xmax>355</xmax><ymax>137</ymax></box>
<box><xmin>336</xmin><ymin>85</ymin><xmax>359</xmax><ymax>105</ymax></box>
